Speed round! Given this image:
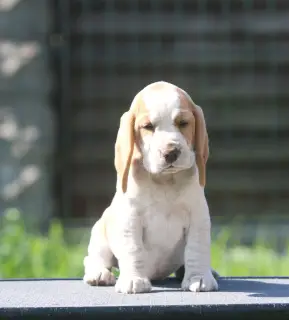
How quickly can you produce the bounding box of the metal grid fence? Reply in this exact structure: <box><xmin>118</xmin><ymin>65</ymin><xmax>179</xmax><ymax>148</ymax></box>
<box><xmin>55</xmin><ymin>0</ymin><xmax>289</xmax><ymax>224</ymax></box>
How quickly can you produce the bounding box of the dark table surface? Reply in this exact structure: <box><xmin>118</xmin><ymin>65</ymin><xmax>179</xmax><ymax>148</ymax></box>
<box><xmin>1</xmin><ymin>277</ymin><xmax>289</xmax><ymax>319</ymax></box>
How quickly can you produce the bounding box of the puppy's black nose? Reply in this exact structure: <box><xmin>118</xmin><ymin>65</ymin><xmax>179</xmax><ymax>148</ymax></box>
<box><xmin>164</xmin><ymin>148</ymin><xmax>181</xmax><ymax>164</ymax></box>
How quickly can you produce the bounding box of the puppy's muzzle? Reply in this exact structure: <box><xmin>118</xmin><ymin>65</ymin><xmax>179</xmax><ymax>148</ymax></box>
<box><xmin>163</xmin><ymin>147</ymin><xmax>181</xmax><ymax>164</ymax></box>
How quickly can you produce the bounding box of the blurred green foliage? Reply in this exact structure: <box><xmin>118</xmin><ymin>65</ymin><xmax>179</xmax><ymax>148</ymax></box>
<box><xmin>211</xmin><ymin>229</ymin><xmax>289</xmax><ymax>276</ymax></box>
<box><xmin>0</xmin><ymin>209</ymin><xmax>85</xmax><ymax>279</ymax></box>
<box><xmin>0</xmin><ymin>209</ymin><xmax>288</xmax><ymax>279</ymax></box>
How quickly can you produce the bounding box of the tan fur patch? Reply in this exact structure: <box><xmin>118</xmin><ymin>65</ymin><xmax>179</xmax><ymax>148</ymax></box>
<box><xmin>131</xmin><ymin>93</ymin><xmax>153</xmax><ymax>150</ymax></box>
<box><xmin>174</xmin><ymin>110</ymin><xmax>195</xmax><ymax>146</ymax></box>
<box><xmin>176</xmin><ymin>87</ymin><xmax>209</xmax><ymax>187</ymax></box>
<box><xmin>129</xmin><ymin>93</ymin><xmax>152</xmax><ymax>184</ymax></box>
<box><xmin>176</xmin><ymin>89</ymin><xmax>196</xmax><ymax>145</ymax></box>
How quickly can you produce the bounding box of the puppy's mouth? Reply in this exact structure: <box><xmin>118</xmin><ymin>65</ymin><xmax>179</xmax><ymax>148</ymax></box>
<box><xmin>161</xmin><ymin>164</ymin><xmax>180</xmax><ymax>174</ymax></box>
<box><xmin>162</xmin><ymin>161</ymin><xmax>194</xmax><ymax>174</ymax></box>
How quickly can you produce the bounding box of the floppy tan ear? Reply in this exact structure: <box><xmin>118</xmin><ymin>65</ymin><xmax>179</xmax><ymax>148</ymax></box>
<box><xmin>114</xmin><ymin>111</ymin><xmax>135</xmax><ymax>193</ymax></box>
<box><xmin>192</xmin><ymin>104</ymin><xmax>209</xmax><ymax>187</ymax></box>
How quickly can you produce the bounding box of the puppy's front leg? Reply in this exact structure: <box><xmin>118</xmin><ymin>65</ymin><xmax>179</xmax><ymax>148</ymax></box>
<box><xmin>115</xmin><ymin>207</ymin><xmax>151</xmax><ymax>294</ymax></box>
<box><xmin>182</xmin><ymin>199</ymin><xmax>218</xmax><ymax>292</ymax></box>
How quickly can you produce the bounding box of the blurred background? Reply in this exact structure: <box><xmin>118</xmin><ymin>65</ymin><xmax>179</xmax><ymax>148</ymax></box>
<box><xmin>0</xmin><ymin>0</ymin><xmax>288</xmax><ymax>279</ymax></box>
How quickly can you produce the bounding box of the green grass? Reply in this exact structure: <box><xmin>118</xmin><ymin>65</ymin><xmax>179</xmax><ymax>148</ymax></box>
<box><xmin>1</xmin><ymin>209</ymin><xmax>288</xmax><ymax>279</ymax></box>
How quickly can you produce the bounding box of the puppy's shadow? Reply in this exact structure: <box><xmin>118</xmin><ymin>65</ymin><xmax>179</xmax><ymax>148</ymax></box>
<box><xmin>215</xmin><ymin>277</ymin><xmax>289</xmax><ymax>298</ymax></box>
<box><xmin>151</xmin><ymin>278</ymin><xmax>183</xmax><ymax>293</ymax></box>
<box><xmin>151</xmin><ymin>277</ymin><xmax>289</xmax><ymax>297</ymax></box>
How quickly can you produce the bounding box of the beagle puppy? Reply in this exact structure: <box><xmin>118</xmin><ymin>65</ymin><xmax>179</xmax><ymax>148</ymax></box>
<box><xmin>83</xmin><ymin>81</ymin><xmax>218</xmax><ymax>293</ymax></box>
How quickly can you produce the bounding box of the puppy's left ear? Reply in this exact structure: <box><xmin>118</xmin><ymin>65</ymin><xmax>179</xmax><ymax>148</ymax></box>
<box><xmin>192</xmin><ymin>104</ymin><xmax>209</xmax><ymax>187</ymax></box>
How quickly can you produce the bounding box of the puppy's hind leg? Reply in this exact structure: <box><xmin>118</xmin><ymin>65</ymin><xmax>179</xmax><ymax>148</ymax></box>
<box><xmin>83</xmin><ymin>215</ymin><xmax>116</xmax><ymax>286</ymax></box>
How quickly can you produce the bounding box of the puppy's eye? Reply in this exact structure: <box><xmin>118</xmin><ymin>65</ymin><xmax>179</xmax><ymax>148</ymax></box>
<box><xmin>179</xmin><ymin>120</ymin><xmax>189</xmax><ymax>128</ymax></box>
<box><xmin>143</xmin><ymin>123</ymin><xmax>154</xmax><ymax>131</ymax></box>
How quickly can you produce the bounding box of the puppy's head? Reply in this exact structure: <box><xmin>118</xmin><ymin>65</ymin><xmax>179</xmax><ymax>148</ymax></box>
<box><xmin>115</xmin><ymin>81</ymin><xmax>209</xmax><ymax>193</ymax></box>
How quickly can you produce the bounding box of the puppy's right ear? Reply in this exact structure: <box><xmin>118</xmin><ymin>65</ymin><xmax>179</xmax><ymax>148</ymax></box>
<box><xmin>114</xmin><ymin>111</ymin><xmax>135</xmax><ymax>193</ymax></box>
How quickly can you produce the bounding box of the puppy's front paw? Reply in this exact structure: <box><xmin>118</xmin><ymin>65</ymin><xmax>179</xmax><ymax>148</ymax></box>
<box><xmin>182</xmin><ymin>270</ymin><xmax>218</xmax><ymax>292</ymax></box>
<box><xmin>115</xmin><ymin>275</ymin><xmax>151</xmax><ymax>294</ymax></box>
<box><xmin>83</xmin><ymin>268</ymin><xmax>116</xmax><ymax>286</ymax></box>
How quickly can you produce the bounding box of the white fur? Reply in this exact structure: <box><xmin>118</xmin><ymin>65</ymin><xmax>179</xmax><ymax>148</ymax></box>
<box><xmin>83</xmin><ymin>81</ymin><xmax>218</xmax><ymax>294</ymax></box>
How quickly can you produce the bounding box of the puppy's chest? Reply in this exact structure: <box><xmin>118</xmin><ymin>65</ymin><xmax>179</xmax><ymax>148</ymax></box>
<box><xmin>142</xmin><ymin>202</ymin><xmax>189</xmax><ymax>250</ymax></box>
